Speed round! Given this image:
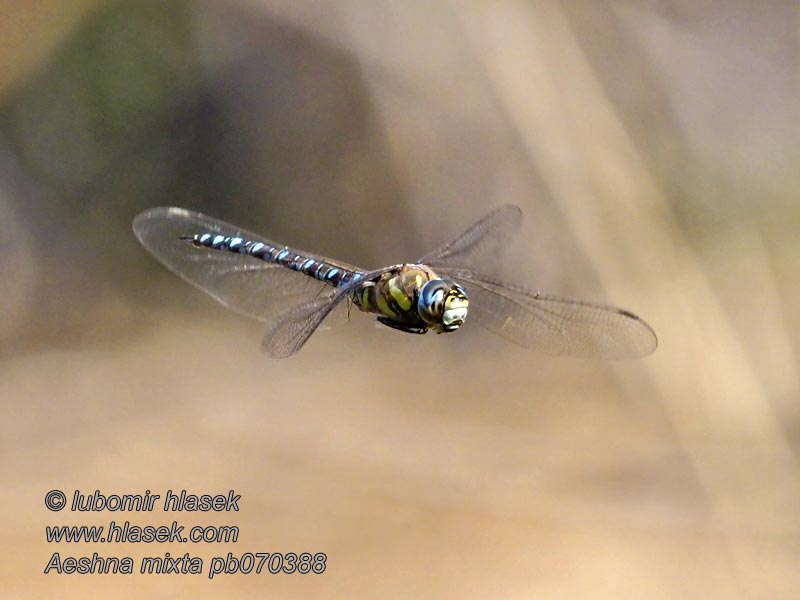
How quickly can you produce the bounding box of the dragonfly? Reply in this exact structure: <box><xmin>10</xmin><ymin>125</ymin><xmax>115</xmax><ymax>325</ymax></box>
<box><xmin>132</xmin><ymin>205</ymin><xmax>657</xmax><ymax>359</ymax></box>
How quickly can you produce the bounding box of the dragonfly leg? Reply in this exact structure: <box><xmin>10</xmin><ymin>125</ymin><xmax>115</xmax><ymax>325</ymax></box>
<box><xmin>377</xmin><ymin>317</ymin><xmax>428</xmax><ymax>334</ymax></box>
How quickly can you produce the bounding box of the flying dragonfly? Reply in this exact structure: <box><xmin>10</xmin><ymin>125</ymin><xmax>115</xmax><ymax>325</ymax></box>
<box><xmin>132</xmin><ymin>205</ymin><xmax>657</xmax><ymax>359</ymax></box>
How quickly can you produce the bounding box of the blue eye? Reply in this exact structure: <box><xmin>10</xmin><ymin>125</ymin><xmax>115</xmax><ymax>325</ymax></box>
<box><xmin>418</xmin><ymin>279</ymin><xmax>450</xmax><ymax>324</ymax></box>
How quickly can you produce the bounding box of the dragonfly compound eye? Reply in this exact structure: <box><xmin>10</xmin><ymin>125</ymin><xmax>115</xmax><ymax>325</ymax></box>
<box><xmin>418</xmin><ymin>279</ymin><xmax>449</xmax><ymax>325</ymax></box>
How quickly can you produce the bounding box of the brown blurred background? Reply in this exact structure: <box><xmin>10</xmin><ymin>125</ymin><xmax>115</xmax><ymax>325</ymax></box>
<box><xmin>2</xmin><ymin>1</ymin><xmax>798</xmax><ymax>598</ymax></box>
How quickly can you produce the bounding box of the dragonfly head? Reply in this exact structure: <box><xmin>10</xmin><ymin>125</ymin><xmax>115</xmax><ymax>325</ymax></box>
<box><xmin>418</xmin><ymin>278</ymin><xmax>469</xmax><ymax>333</ymax></box>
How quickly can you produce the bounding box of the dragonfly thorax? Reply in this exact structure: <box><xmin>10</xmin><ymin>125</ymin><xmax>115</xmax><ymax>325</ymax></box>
<box><xmin>353</xmin><ymin>264</ymin><xmax>468</xmax><ymax>334</ymax></box>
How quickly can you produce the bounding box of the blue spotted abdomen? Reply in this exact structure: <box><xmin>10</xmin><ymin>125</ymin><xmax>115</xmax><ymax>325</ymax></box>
<box><xmin>190</xmin><ymin>232</ymin><xmax>359</xmax><ymax>287</ymax></box>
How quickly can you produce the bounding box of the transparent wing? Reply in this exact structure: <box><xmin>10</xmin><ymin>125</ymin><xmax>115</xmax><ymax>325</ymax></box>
<box><xmin>262</xmin><ymin>267</ymin><xmax>394</xmax><ymax>358</ymax></box>
<box><xmin>132</xmin><ymin>206</ymin><xmax>363</xmax><ymax>323</ymax></box>
<box><xmin>438</xmin><ymin>268</ymin><xmax>658</xmax><ymax>359</ymax></box>
<box><xmin>261</xmin><ymin>289</ymin><xmax>350</xmax><ymax>358</ymax></box>
<box><xmin>418</xmin><ymin>204</ymin><xmax>522</xmax><ymax>272</ymax></box>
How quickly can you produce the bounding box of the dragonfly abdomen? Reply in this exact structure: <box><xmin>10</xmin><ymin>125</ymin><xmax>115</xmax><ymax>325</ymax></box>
<box><xmin>188</xmin><ymin>232</ymin><xmax>359</xmax><ymax>287</ymax></box>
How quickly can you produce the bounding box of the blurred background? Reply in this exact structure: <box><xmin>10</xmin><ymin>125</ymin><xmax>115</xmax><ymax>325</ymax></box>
<box><xmin>2</xmin><ymin>1</ymin><xmax>798</xmax><ymax>598</ymax></box>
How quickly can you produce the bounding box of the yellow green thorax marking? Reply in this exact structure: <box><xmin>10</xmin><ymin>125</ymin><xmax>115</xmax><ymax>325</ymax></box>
<box><xmin>360</xmin><ymin>283</ymin><xmax>374</xmax><ymax>310</ymax></box>
<box><xmin>388</xmin><ymin>277</ymin><xmax>413</xmax><ymax>311</ymax></box>
<box><xmin>376</xmin><ymin>292</ymin><xmax>399</xmax><ymax>318</ymax></box>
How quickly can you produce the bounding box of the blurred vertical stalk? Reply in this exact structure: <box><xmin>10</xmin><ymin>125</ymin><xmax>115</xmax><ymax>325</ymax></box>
<box><xmin>455</xmin><ymin>0</ymin><xmax>799</xmax><ymax>589</ymax></box>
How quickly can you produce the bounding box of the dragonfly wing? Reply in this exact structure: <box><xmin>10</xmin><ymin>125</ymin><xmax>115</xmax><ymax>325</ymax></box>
<box><xmin>262</xmin><ymin>267</ymin><xmax>394</xmax><ymax>358</ymax></box>
<box><xmin>418</xmin><ymin>204</ymin><xmax>522</xmax><ymax>273</ymax></box>
<box><xmin>133</xmin><ymin>206</ymin><xmax>362</xmax><ymax>323</ymax></box>
<box><xmin>437</xmin><ymin>268</ymin><xmax>658</xmax><ymax>359</ymax></box>
<box><xmin>261</xmin><ymin>288</ymin><xmax>350</xmax><ymax>358</ymax></box>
